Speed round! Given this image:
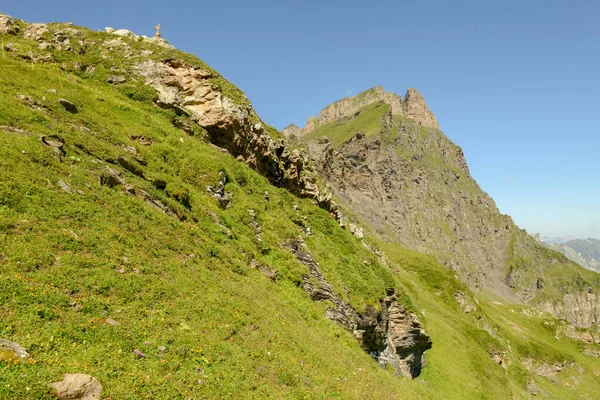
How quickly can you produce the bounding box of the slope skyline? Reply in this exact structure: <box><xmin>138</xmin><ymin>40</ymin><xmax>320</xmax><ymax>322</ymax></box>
<box><xmin>2</xmin><ymin>1</ymin><xmax>599</xmax><ymax>238</ymax></box>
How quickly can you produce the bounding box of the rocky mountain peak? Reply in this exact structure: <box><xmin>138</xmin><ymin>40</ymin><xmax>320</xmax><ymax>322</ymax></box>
<box><xmin>290</xmin><ymin>86</ymin><xmax>439</xmax><ymax>137</ymax></box>
<box><xmin>402</xmin><ymin>88</ymin><xmax>439</xmax><ymax>129</ymax></box>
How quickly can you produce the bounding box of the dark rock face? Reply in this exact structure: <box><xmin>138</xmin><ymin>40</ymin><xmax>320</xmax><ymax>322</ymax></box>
<box><xmin>358</xmin><ymin>290</ymin><xmax>432</xmax><ymax>378</ymax></box>
<box><xmin>303</xmin><ymin>103</ymin><xmax>600</xmax><ymax>328</ymax></box>
<box><xmin>285</xmin><ymin>239</ymin><xmax>432</xmax><ymax>378</ymax></box>
<box><xmin>306</xmin><ymin>124</ymin><xmax>514</xmax><ymax>299</ymax></box>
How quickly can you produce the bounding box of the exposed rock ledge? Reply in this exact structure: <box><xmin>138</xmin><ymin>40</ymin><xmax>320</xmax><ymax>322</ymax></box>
<box><xmin>134</xmin><ymin>59</ymin><xmax>339</xmax><ymax>217</ymax></box>
<box><xmin>285</xmin><ymin>239</ymin><xmax>432</xmax><ymax>378</ymax></box>
<box><xmin>288</xmin><ymin>85</ymin><xmax>439</xmax><ymax>137</ymax></box>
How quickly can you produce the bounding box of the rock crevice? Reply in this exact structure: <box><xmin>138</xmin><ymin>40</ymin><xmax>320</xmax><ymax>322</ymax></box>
<box><xmin>285</xmin><ymin>239</ymin><xmax>432</xmax><ymax>378</ymax></box>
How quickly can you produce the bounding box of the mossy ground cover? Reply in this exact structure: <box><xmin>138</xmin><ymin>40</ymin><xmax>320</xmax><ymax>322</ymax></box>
<box><xmin>1</xmin><ymin>20</ymin><xmax>600</xmax><ymax>399</ymax></box>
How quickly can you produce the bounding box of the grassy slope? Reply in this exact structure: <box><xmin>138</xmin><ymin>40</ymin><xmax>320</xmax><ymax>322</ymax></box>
<box><xmin>303</xmin><ymin>101</ymin><xmax>389</xmax><ymax>148</ymax></box>
<box><xmin>0</xmin><ymin>20</ymin><xmax>599</xmax><ymax>399</ymax></box>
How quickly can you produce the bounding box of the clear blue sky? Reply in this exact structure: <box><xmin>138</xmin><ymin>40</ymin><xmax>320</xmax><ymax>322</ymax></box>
<box><xmin>4</xmin><ymin>1</ymin><xmax>599</xmax><ymax>238</ymax></box>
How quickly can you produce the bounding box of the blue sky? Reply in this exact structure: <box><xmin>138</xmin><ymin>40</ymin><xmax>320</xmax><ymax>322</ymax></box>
<box><xmin>3</xmin><ymin>1</ymin><xmax>599</xmax><ymax>238</ymax></box>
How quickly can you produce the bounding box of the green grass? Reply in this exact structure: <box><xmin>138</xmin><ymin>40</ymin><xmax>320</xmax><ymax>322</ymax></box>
<box><xmin>303</xmin><ymin>101</ymin><xmax>390</xmax><ymax>148</ymax></box>
<box><xmin>1</xmin><ymin>20</ymin><xmax>599</xmax><ymax>399</ymax></box>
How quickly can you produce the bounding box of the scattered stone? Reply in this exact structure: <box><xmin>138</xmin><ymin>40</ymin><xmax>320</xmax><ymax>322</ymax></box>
<box><xmin>3</xmin><ymin>42</ymin><xmax>17</xmax><ymax>53</ymax></box>
<box><xmin>0</xmin><ymin>125</ymin><xmax>28</xmax><ymax>135</ymax></box>
<box><xmin>111</xmin><ymin>29</ymin><xmax>136</xmax><ymax>38</ymax></box>
<box><xmin>49</xmin><ymin>374</ymin><xmax>102</xmax><ymax>400</ymax></box>
<box><xmin>131</xmin><ymin>135</ymin><xmax>154</xmax><ymax>146</ymax></box>
<box><xmin>158</xmin><ymin>346</ymin><xmax>166</xmax><ymax>353</ymax></box>
<box><xmin>123</xmin><ymin>184</ymin><xmax>136</xmax><ymax>195</ymax></box>
<box><xmin>117</xmin><ymin>155</ymin><xmax>144</xmax><ymax>177</ymax></box>
<box><xmin>349</xmin><ymin>223</ymin><xmax>364</xmax><ymax>239</ymax></box>
<box><xmin>248</xmin><ymin>209</ymin><xmax>262</xmax><ymax>242</ymax></box>
<box><xmin>454</xmin><ymin>291</ymin><xmax>477</xmax><ymax>313</ymax></box>
<box><xmin>263</xmin><ymin>191</ymin><xmax>270</xmax><ymax>201</ymax></box>
<box><xmin>41</xmin><ymin>135</ymin><xmax>65</xmax><ymax>159</ymax></box>
<box><xmin>526</xmin><ymin>379</ymin><xmax>540</xmax><ymax>396</ymax></box>
<box><xmin>19</xmin><ymin>94</ymin><xmax>46</xmax><ymax>111</ymax></box>
<box><xmin>107</xmin><ymin>75</ymin><xmax>126</xmax><ymax>85</ymax></box>
<box><xmin>522</xmin><ymin>357</ymin><xmax>567</xmax><ymax>384</ymax></box>
<box><xmin>99</xmin><ymin>167</ymin><xmax>125</xmax><ymax>188</ymax></box>
<box><xmin>39</xmin><ymin>42</ymin><xmax>54</xmax><ymax>51</ymax></box>
<box><xmin>206</xmin><ymin>171</ymin><xmax>232</xmax><ymax>209</ymax></box>
<box><xmin>0</xmin><ymin>338</ymin><xmax>29</xmax><ymax>360</ymax></box>
<box><xmin>57</xmin><ymin>180</ymin><xmax>72</xmax><ymax>193</ymax></box>
<box><xmin>489</xmin><ymin>350</ymin><xmax>507</xmax><ymax>369</ymax></box>
<box><xmin>250</xmin><ymin>259</ymin><xmax>277</xmax><ymax>281</ymax></box>
<box><xmin>58</xmin><ymin>98</ymin><xmax>78</xmax><ymax>114</ymax></box>
<box><xmin>0</xmin><ymin>14</ymin><xmax>19</xmax><ymax>35</ymax></box>
<box><xmin>23</xmin><ymin>23</ymin><xmax>49</xmax><ymax>40</ymax></box>
<box><xmin>536</xmin><ymin>277</ymin><xmax>545</xmax><ymax>289</ymax></box>
<box><xmin>105</xmin><ymin>318</ymin><xmax>120</xmax><ymax>327</ymax></box>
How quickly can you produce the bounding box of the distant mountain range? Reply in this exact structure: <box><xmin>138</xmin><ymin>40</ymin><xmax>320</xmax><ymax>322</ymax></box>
<box><xmin>534</xmin><ymin>234</ymin><xmax>600</xmax><ymax>272</ymax></box>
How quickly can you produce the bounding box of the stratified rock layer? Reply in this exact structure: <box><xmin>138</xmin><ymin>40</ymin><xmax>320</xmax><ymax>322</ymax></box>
<box><xmin>285</xmin><ymin>239</ymin><xmax>432</xmax><ymax>378</ymax></box>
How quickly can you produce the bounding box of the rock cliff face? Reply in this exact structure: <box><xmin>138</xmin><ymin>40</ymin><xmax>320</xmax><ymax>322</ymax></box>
<box><xmin>539</xmin><ymin>291</ymin><xmax>599</xmax><ymax>329</ymax></box>
<box><xmin>299</xmin><ymin>86</ymin><xmax>439</xmax><ymax>136</ymax></box>
<box><xmin>306</xmin><ymin>115</ymin><xmax>515</xmax><ymax>299</ymax></box>
<box><xmin>134</xmin><ymin>59</ymin><xmax>339</xmax><ymax>216</ymax></box>
<box><xmin>297</xmin><ymin>93</ymin><xmax>600</xmax><ymax>328</ymax></box>
<box><xmin>285</xmin><ymin>239</ymin><xmax>432</xmax><ymax>378</ymax></box>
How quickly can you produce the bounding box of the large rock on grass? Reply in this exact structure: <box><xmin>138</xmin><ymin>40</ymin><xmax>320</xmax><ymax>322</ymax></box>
<box><xmin>49</xmin><ymin>374</ymin><xmax>102</xmax><ymax>400</ymax></box>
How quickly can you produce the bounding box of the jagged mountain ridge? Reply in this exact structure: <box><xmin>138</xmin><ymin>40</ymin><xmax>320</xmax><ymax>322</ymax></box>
<box><xmin>1</xmin><ymin>12</ymin><xmax>600</xmax><ymax>399</ymax></box>
<box><xmin>282</xmin><ymin>85</ymin><xmax>439</xmax><ymax>138</ymax></box>
<box><xmin>294</xmin><ymin>87</ymin><xmax>600</xmax><ymax>328</ymax></box>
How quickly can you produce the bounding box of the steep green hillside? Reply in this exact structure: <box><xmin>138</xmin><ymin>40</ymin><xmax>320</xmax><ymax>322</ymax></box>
<box><xmin>1</xmin><ymin>15</ymin><xmax>599</xmax><ymax>399</ymax></box>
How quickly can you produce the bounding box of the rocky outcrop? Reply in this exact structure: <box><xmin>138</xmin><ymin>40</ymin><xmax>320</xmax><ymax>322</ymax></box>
<box><xmin>538</xmin><ymin>290</ymin><xmax>600</xmax><ymax>329</ymax></box>
<box><xmin>134</xmin><ymin>59</ymin><xmax>339</xmax><ymax>218</ymax></box>
<box><xmin>357</xmin><ymin>290</ymin><xmax>432</xmax><ymax>378</ymax></box>
<box><xmin>521</xmin><ymin>357</ymin><xmax>569</xmax><ymax>385</ymax></box>
<box><xmin>454</xmin><ymin>291</ymin><xmax>477</xmax><ymax>313</ymax></box>
<box><xmin>285</xmin><ymin>239</ymin><xmax>361</xmax><ymax>329</ymax></box>
<box><xmin>300</xmin><ymin>86</ymin><xmax>439</xmax><ymax>134</ymax></box>
<box><xmin>49</xmin><ymin>374</ymin><xmax>102</xmax><ymax>400</ymax></box>
<box><xmin>285</xmin><ymin>239</ymin><xmax>432</xmax><ymax>378</ymax></box>
<box><xmin>281</xmin><ymin>124</ymin><xmax>302</xmax><ymax>138</ymax></box>
<box><xmin>0</xmin><ymin>338</ymin><xmax>29</xmax><ymax>360</ymax></box>
<box><xmin>0</xmin><ymin>14</ymin><xmax>19</xmax><ymax>35</ymax></box>
<box><xmin>556</xmin><ymin>323</ymin><xmax>600</xmax><ymax>344</ymax></box>
<box><xmin>402</xmin><ymin>88</ymin><xmax>439</xmax><ymax>129</ymax></box>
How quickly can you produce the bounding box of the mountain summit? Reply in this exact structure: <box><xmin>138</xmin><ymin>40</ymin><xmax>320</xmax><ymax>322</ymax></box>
<box><xmin>283</xmin><ymin>86</ymin><xmax>439</xmax><ymax>138</ymax></box>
